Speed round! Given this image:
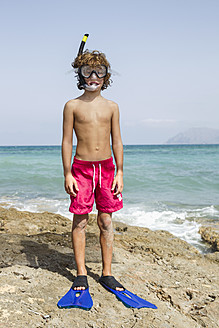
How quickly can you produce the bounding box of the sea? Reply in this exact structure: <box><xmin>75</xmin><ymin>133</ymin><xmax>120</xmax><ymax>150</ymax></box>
<box><xmin>0</xmin><ymin>145</ymin><xmax>219</xmax><ymax>253</ymax></box>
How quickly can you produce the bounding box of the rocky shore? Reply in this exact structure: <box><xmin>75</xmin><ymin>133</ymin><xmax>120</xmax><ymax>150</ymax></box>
<box><xmin>199</xmin><ymin>224</ymin><xmax>219</xmax><ymax>251</ymax></box>
<box><xmin>0</xmin><ymin>206</ymin><xmax>218</xmax><ymax>328</ymax></box>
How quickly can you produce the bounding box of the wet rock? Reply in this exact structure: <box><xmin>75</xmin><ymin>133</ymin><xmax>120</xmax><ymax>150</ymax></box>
<box><xmin>199</xmin><ymin>225</ymin><xmax>219</xmax><ymax>251</ymax></box>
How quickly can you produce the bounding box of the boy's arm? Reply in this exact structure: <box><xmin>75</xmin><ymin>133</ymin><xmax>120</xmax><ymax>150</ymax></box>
<box><xmin>61</xmin><ymin>101</ymin><xmax>79</xmax><ymax>197</ymax></box>
<box><xmin>111</xmin><ymin>103</ymin><xmax>123</xmax><ymax>195</ymax></box>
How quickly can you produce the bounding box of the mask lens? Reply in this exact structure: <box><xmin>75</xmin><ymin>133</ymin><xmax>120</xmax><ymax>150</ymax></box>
<box><xmin>95</xmin><ymin>65</ymin><xmax>107</xmax><ymax>78</ymax></box>
<box><xmin>80</xmin><ymin>65</ymin><xmax>107</xmax><ymax>78</ymax></box>
<box><xmin>80</xmin><ymin>65</ymin><xmax>92</xmax><ymax>78</ymax></box>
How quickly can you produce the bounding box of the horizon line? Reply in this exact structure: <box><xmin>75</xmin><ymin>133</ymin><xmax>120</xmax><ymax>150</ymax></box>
<box><xmin>1</xmin><ymin>143</ymin><xmax>219</xmax><ymax>147</ymax></box>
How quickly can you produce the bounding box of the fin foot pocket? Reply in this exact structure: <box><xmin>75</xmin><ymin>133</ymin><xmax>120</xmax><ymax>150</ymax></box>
<box><xmin>99</xmin><ymin>275</ymin><xmax>125</xmax><ymax>290</ymax></box>
<box><xmin>72</xmin><ymin>275</ymin><xmax>88</xmax><ymax>290</ymax></box>
<box><xmin>99</xmin><ymin>276</ymin><xmax>157</xmax><ymax>309</ymax></box>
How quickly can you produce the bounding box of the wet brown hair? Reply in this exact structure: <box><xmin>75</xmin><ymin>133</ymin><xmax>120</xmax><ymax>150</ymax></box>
<box><xmin>72</xmin><ymin>50</ymin><xmax>112</xmax><ymax>90</ymax></box>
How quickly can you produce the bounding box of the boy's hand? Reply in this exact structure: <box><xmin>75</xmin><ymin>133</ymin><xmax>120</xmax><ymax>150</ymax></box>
<box><xmin>111</xmin><ymin>173</ymin><xmax>123</xmax><ymax>196</ymax></box>
<box><xmin>64</xmin><ymin>173</ymin><xmax>79</xmax><ymax>197</ymax></box>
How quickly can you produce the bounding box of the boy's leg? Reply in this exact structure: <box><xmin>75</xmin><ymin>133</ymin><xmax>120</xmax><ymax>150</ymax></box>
<box><xmin>72</xmin><ymin>213</ymin><xmax>88</xmax><ymax>290</ymax></box>
<box><xmin>97</xmin><ymin>211</ymin><xmax>123</xmax><ymax>291</ymax></box>
<box><xmin>97</xmin><ymin>211</ymin><xmax>113</xmax><ymax>276</ymax></box>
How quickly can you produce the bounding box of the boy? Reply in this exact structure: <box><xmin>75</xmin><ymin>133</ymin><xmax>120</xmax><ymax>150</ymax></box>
<box><xmin>61</xmin><ymin>39</ymin><xmax>124</xmax><ymax>295</ymax></box>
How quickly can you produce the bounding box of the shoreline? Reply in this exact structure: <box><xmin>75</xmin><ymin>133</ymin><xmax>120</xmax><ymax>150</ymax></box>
<box><xmin>0</xmin><ymin>206</ymin><xmax>219</xmax><ymax>327</ymax></box>
<box><xmin>0</xmin><ymin>202</ymin><xmax>213</xmax><ymax>253</ymax></box>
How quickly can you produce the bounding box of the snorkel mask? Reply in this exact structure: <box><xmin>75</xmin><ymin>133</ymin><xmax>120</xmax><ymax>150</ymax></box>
<box><xmin>72</xmin><ymin>34</ymin><xmax>108</xmax><ymax>92</ymax></box>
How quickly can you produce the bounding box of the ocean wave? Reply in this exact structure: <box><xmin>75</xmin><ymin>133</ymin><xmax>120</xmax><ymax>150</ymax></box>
<box><xmin>0</xmin><ymin>196</ymin><xmax>72</xmax><ymax>220</ymax></box>
<box><xmin>189</xmin><ymin>205</ymin><xmax>219</xmax><ymax>217</ymax></box>
<box><xmin>113</xmin><ymin>206</ymin><xmax>203</xmax><ymax>248</ymax></box>
<box><xmin>1</xmin><ymin>196</ymin><xmax>217</xmax><ymax>252</ymax></box>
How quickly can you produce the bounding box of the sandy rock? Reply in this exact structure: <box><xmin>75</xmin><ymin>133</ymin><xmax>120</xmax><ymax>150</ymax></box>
<box><xmin>199</xmin><ymin>225</ymin><xmax>219</xmax><ymax>251</ymax></box>
<box><xmin>0</xmin><ymin>206</ymin><xmax>219</xmax><ymax>328</ymax></box>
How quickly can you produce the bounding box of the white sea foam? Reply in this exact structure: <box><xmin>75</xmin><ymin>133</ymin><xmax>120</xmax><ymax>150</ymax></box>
<box><xmin>0</xmin><ymin>196</ymin><xmax>73</xmax><ymax>221</ymax></box>
<box><xmin>0</xmin><ymin>197</ymin><xmax>217</xmax><ymax>252</ymax></box>
<box><xmin>189</xmin><ymin>205</ymin><xmax>219</xmax><ymax>217</ymax></box>
<box><xmin>114</xmin><ymin>206</ymin><xmax>203</xmax><ymax>247</ymax></box>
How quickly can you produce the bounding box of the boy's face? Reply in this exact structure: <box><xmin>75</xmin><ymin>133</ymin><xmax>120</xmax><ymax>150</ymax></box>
<box><xmin>80</xmin><ymin>64</ymin><xmax>107</xmax><ymax>91</ymax></box>
<box><xmin>84</xmin><ymin>73</ymin><xmax>104</xmax><ymax>90</ymax></box>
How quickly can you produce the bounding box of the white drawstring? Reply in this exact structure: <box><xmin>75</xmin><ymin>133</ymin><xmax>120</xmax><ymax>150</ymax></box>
<box><xmin>99</xmin><ymin>164</ymin><xmax>101</xmax><ymax>188</ymax></box>
<box><xmin>92</xmin><ymin>164</ymin><xmax>95</xmax><ymax>193</ymax></box>
<box><xmin>92</xmin><ymin>163</ymin><xmax>101</xmax><ymax>193</ymax></box>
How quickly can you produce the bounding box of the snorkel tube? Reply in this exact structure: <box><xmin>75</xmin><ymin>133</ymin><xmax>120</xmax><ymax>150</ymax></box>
<box><xmin>73</xmin><ymin>34</ymin><xmax>100</xmax><ymax>92</ymax></box>
<box><xmin>77</xmin><ymin>33</ymin><xmax>89</xmax><ymax>57</ymax></box>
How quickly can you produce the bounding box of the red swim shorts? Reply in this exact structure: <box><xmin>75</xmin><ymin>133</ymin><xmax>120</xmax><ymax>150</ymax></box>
<box><xmin>69</xmin><ymin>157</ymin><xmax>123</xmax><ymax>215</ymax></box>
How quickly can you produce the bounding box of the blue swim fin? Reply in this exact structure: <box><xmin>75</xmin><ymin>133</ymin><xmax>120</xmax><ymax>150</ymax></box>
<box><xmin>99</xmin><ymin>277</ymin><xmax>157</xmax><ymax>309</ymax></box>
<box><xmin>57</xmin><ymin>287</ymin><xmax>93</xmax><ymax>310</ymax></box>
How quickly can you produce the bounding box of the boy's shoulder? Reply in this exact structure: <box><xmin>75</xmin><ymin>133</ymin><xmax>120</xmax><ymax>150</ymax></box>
<box><xmin>63</xmin><ymin>98</ymin><xmax>80</xmax><ymax>112</ymax></box>
<box><xmin>102</xmin><ymin>98</ymin><xmax>119</xmax><ymax>111</ymax></box>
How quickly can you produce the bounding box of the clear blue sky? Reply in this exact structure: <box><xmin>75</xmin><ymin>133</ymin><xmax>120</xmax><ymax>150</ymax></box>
<box><xmin>0</xmin><ymin>0</ymin><xmax>218</xmax><ymax>145</ymax></box>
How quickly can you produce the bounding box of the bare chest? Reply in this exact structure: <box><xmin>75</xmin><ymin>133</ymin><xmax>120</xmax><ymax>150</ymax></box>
<box><xmin>75</xmin><ymin>108</ymin><xmax>112</xmax><ymax>125</ymax></box>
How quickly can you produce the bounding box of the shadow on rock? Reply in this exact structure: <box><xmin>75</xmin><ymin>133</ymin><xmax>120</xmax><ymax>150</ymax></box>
<box><xmin>0</xmin><ymin>231</ymin><xmax>102</xmax><ymax>283</ymax></box>
<box><xmin>21</xmin><ymin>238</ymin><xmax>75</xmax><ymax>281</ymax></box>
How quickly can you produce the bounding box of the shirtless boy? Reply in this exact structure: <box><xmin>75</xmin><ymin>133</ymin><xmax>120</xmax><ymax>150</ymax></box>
<box><xmin>61</xmin><ymin>39</ymin><xmax>125</xmax><ymax>296</ymax></box>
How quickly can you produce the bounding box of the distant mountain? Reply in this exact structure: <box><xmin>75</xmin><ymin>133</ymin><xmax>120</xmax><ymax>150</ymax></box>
<box><xmin>166</xmin><ymin>128</ymin><xmax>219</xmax><ymax>144</ymax></box>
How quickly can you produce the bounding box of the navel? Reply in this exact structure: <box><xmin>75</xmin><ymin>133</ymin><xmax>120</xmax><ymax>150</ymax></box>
<box><xmin>95</xmin><ymin>146</ymin><xmax>100</xmax><ymax>151</ymax></box>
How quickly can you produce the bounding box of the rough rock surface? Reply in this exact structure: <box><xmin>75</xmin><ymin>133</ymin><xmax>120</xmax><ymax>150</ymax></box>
<box><xmin>0</xmin><ymin>207</ymin><xmax>219</xmax><ymax>328</ymax></box>
<box><xmin>199</xmin><ymin>225</ymin><xmax>219</xmax><ymax>251</ymax></box>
